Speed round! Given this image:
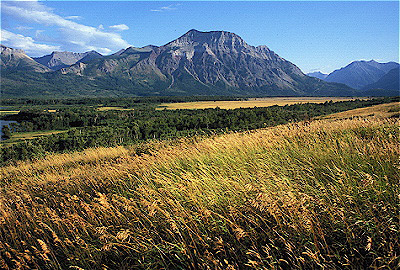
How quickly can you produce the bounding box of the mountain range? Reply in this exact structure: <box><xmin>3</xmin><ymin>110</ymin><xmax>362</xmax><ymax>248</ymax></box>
<box><xmin>307</xmin><ymin>60</ymin><xmax>399</xmax><ymax>91</ymax></box>
<box><xmin>1</xmin><ymin>29</ymin><xmax>396</xmax><ymax>98</ymax></box>
<box><xmin>33</xmin><ymin>50</ymin><xmax>103</xmax><ymax>70</ymax></box>
<box><xmin>306</xmin><ymin>71</ymin><xmax>328</xmax><ymax>80</ymax></box>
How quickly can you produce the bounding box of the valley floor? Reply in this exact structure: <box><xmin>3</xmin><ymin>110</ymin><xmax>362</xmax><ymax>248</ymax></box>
<box><xmin>156</xmin><ymin>96</ymin><xmax>363</xmax><ymax>110</ymax></box>
<box><xmin>0</xmin><ymin>104</ymin><xmax>399</xmax><ymax>269</ymax></box>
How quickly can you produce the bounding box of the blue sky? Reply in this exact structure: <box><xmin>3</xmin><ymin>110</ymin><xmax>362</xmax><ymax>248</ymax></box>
<box><xmin>1</xmin><ymin>1</ymin><xmax>398</xmax><ymax>73</ymax></box>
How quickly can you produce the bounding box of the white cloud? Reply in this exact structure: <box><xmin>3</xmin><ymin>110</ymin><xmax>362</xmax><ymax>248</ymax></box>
<box><xmin>109</xmin><ymin>24</ymin><xmax>129</xmax><ymax>31</ymax></box>
<box><xmin>65</xmin><ymin>15</ymin><xmax>82</xmax><ymax>20</ymax></box>
<box><xmin>35</xmin><ymin>29</ymin><xmax>44</xmax><ymax>38</ymax></box>
<box><xmin>15</xmin><ymin>26</ymin><xmax>33</xmax><ymax>31</ymax></box>
<box><xmin>1</xmin><ymin>29</ymin><xmax>60</xmax><ymax>56</ymax></box>
<box><xmin>151</xmin><ymin>4</ymin><xmax>179</xmax><ymax>12</ymax></box>
<box><xmin>98</xmin><ymin>24</ymin><xmax>105</xmax><ymax>30</ymax></box>
<box><xmin>2</xmin><ymin>1</ymin><xmax>130</xmax><ymax>54</ymax></box>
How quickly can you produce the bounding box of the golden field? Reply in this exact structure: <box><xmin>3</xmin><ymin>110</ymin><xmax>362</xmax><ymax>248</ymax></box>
<box><xmin>0</xmin><ymin>104</ymin><xmax>399</xmax><ymax>269</ymax></box>
<box><xmin>0</xmin><ymin>109</ymin><xmax>56</xmax><ymax>115</ymax></box>
<box><xmin>157</xmin><ymin>97</ymin><xmax>365</xmax><ymax>110</ymax></box>
<box><xmin>321</xmin><ymin>102</ymin><xmax>400</xmax><ymax>120</ymax></box>
<box><xmin>97</xmin><ymin>106</ymin><xmax>135</xmax><ymax>111</ymax></box>
<box><xmin>1</xmin><ymin>130</ymin><xmax>68</xmax><ymax>146</ymax></box>
<box><xmin>0</xmin><ymin>110</ymin><xmax>20</xmax><ymax>115</ymax></box>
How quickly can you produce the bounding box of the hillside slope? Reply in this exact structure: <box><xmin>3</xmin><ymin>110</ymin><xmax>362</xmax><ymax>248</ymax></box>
<box><xmin>0</xmin><ymin>110</ymin><xmax>398</xmax><ymax>269</ymax></box>
<box><xmin>362</xmin><ymin>67</ymin><xmax>399</xmax><ymax>94</ymax></box>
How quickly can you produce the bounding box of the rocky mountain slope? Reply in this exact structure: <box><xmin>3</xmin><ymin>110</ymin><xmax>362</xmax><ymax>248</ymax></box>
<box><xmin>33</xmin><ymin>50</ymin><xmax>103</xmax><ymax>70</ymax></box>
<box><xmin>0</xmin><ymin>45</ymin><xmax>50</xmax><ymax>73</ymax></box>
<box><xmin>1</xmin><ymin>30</ymin><xmax>353</xmax><ymax>97</ymax></box>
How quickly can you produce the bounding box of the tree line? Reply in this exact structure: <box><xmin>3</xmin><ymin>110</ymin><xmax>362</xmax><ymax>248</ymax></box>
<box><xmin>1</xmin><ymin>97</ymin><xmax>397</xmax><ymax>165</ymax></box>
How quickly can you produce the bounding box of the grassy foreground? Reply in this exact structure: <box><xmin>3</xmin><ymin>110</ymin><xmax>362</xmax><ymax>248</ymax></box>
<box><xmin>0</xmin><ymin>112</ymin><xmax>399</xmax><ymax>269</ymax></box>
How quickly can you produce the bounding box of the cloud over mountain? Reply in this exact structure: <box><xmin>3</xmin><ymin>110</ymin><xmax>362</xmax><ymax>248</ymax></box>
<box><xmin>0</xmin><ymin>29</ymin><xmax>60</xmax><ymax>56</ymax></box>
<box><xmin>1</xmin><ymin>1</ymin><xmax>130</xmax><ymax>55</ymax></box>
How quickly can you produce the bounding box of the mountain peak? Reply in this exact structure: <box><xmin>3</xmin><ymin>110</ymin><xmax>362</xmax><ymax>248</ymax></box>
<box><xmin>325</xmin><ymin>60</ymin><xmax>399</xmax><ymax>89</ymax></box>
<box><xmin>1</xmin><ymin>44</ymin><xmax>50</xmax><ymax>72</ymax></box>
<box><xmin>179</xmin><ymin>29</ymin><xmax>242</xmax><ymax>39</ymax></box>
<box><xmin>186</xmin><ymin>29</ymin><xmax>201</xmax><ymax>34</ymax></box>
<box><xmin>168</xmin><ymin>29</ymin><xmax>248</xmax><ymax>51</ymax></box>
<box><xmin>307</xmin><ymin>71</ymin><xmax>328</xmax><ymax>80</ymax></box>
<box><xmin>33</xmin><ymin>50</ymin><xmax>103</xmax><ymax>70</ymax></box>
<box><xmin>1</xmin><ymin>44</ymin><xmax>25</xmax><ymax>55</ymax></box>
<box><xmin>114</xmin><ymin>46</ymin><xmax>155</xmax><ymax>56</ymax></box>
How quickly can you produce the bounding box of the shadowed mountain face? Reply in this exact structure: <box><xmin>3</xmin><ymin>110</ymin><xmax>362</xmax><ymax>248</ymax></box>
<box><xmin>325</xmin><ymin>60</ymin><xmax>399</xmax><ymax>89</ymax></box>
<box><xmin>307</xmin><ymin>71</ymin><xmax>328</xmax><ymax>80</ymax></box>
<box><xmin>363</xmin><ymin>67</ymin><xmax>399</xmax><ymax>93</ymax></box>
<box><xmin>1</xmin><ymin>30</ymin><xmax>353</xmax><ymax>97</ymax></box>
<box><xmin>0</xmin><ymin>45</ymin><xmax>50</xmax><ymax>73</ymax></box>
<box><xmin>33</xmin><ymin>51</ymin><xmax>103</xmax><ymax>70</ymax></box>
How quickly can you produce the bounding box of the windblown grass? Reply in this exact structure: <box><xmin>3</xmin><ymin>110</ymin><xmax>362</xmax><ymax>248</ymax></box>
<box><xmin>0</xmin><ymin>115</ymin><xmax>398</xmax><ymax>269</ymax></box>
<box><xmin>321</xmin><ymin>102</ymin><xmax>400</xmax><ymax>120</ymax></box>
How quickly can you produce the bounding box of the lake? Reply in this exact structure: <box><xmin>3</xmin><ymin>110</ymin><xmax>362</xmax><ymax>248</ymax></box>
<box><xmin>0</xmin><ymin>120</ymin><xmax>17</xmax><ymax>141</ymax></box>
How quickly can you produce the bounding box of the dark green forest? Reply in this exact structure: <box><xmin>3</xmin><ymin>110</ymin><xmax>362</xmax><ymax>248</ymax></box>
<box><xmin>1</xmin><ymin>97</ymin><xmax>398</xmax><ymax>165</ymax></box>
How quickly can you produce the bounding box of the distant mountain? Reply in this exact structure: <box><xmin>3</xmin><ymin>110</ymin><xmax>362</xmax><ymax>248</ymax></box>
<box><xmin>0</xmin><ymin>45</ymin><xmax>50</xmax><ymax>73</ymax></box>
<box><xmin>33</xmin><ymin>50</ymin><xmax>103</xmax><ymax>70</ymax></box>
<box><xmin>307</xmin><ymin>71</ymin><xmax>328</xmax><ymax>80</ymax></box>
<box><xmin>362</xmin><ymin>67</ymin><xmax>399</xmax><ymax>96</ymax></box>
<box><xmin>111</xmin><ymin>45</ymin><xmax>158</xmax><ymax>57</ymax></box>
<box><xmin>1</xmin><ymin>30</ymin><xmax>354</xmax><ymax>98</ymax></box>
<box><xmin>77</xmin><ymin>51</ymin><xmax>103</xmax><ymax>64</ymax></box>
<box><xmin>325</xmin><ymin>60</ymin><xmax>399</xmax><ymax>89</ymax></box>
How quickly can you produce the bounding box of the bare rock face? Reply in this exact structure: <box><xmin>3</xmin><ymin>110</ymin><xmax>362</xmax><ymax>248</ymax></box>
<box><xmin>33</xmin><ymin>50</ymin><xmax>103</xmax><ymax>70</ymax></box>
<box><xmin>150</xmin><ymin>30</ymin><xmax>310</xmax><ymax>93</ymax></box>
<box><xmin>60</xmin><ymin>62</ymin><xmax>87</xmax><ymax>76</ymax></box>
<box><xmin>1</xmin><ymin>45</ymin><xmax>50</xmax><ymax>73</ymax></box>
<box><xmin>1</xmin><ymin>45</ymin><xmax>25</xmax><ymax>55</ymax></box>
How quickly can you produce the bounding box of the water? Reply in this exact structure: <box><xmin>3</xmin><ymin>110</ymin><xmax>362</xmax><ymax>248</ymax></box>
<box><xmin>0</xmin><ymin>120</ymin><xmax>17</xmax><ymax>140</ymax></box>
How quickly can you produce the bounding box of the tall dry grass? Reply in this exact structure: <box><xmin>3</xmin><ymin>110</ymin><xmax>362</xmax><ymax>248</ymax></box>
<box><xmin>0</xmin><ymin>115</ymin><xmax>399</xmax><ymax>269</ymax></box>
